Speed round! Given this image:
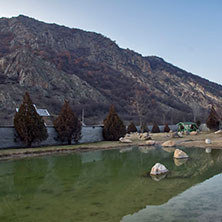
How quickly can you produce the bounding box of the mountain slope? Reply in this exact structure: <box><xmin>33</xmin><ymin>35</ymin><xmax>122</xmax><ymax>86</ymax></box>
<box><xmin>0</xmin><ymin>15</ymin><xmax>221</xmax><ymax>125</ymax></box>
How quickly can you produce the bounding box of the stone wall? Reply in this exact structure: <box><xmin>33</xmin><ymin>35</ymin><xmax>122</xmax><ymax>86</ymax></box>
<box><xmin>0</xmin><ymin>126</ymin><xmax>104</xmax><ymax>149</ymax></box>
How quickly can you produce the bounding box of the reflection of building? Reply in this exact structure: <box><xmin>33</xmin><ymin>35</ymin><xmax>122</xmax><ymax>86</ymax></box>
<box><xmin>81</xmin><ymin>151</ymin><xmax>102</xmax><ymax>164</ymax></box>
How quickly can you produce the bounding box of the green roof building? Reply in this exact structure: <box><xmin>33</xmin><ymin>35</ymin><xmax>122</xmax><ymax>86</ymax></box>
<box><xmin>177</xmin><ymin>122</ymin><xmax>198</xmax><ymax>132</ymax></box>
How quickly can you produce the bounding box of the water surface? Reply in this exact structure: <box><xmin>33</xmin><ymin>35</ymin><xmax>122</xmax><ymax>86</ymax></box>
<box><xmin>0</xmin><ymin>147</ymin><xmax>222</xmax><ymax>222</ymax></box>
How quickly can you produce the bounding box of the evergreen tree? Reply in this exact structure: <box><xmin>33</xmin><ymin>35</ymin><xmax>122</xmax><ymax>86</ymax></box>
<box><xmin>151</xmin><ymin>122</ymin><xmax>160</xmax><ymax>133</ymax></box>
<box><xmin>14</xmin><ymin>92</ymin><xmax>48</xmax><ymax>147</ymax></box>
<box><xmin>103</xmin><ymin>105</ymin><xmax>126</xmax><ymax>141</ymax></box>
<box><xmin>53</xmin><ymin>101</ymin><xmax>82</xmax><ymax>144</ymax></box>
<box><xmin>127</xmin><ymin>122</ymin><xmax>137</xmax><ymax>134</ymax></box>
<box><xmin>206</xmin><ymin>105</ymin><xmax>220</xmax><ymax>131</ymax></box>
<box><xmin>140</xmin><ymin>122</ymin><xmax>149</xmax><ymax>133</ymax></box>
<box><xmin>164</xmin><ymin>123</ymin><xmax>170</xmax><ymax>132</ymax></box>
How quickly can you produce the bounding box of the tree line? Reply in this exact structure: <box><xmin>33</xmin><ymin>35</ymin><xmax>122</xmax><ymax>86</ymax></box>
<box><xmin>13</xmin><ymin>92</ymin><xmax>220</xmax><ymax>148</ymax></box>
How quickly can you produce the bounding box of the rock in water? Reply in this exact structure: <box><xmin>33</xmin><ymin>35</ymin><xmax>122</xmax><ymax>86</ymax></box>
<box><xmin>162</xmin><ymin>140</ymin><xmax>176</xmax><ymax>147</ymax></box>
<box><xmin>190</xmin><ymin>131</ymin><xmax>198</xmax><ymax>135</ymax></box>
<box><xmin>174</xmin><ymin>149</ymin><xmax>189</xmax><ymax>159</ymax></box>
<box><xmin>145</xmin><ymin>140</ymin><xmax>156</xmax><ymax>146</ymax></box>
<box><xmin>150</xmin><ymin>163</ymin><xmax>168</xmax><ymax>175</ymax></box>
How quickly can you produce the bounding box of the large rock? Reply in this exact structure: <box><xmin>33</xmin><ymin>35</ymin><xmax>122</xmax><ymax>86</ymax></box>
<box><xmin>139</xmin><ymin>132</ymin><xmax>152</xmax><ymax>141</ymax></box>
<box><xmin>145</xmin><ymin>140</ymin><xmax>155</xmax><ymax>146</ymax></box>
<box><xmin>174</xmin><ymin>149</ymin><xmax>189</xmax><ymax>159</ymax></box>
<box><xmin>215</xmin><ymin>130</ymin><xmax>222</xmax><ymax>134</ymax></box>
<box><xmin>119</xmin><ymin>137</ymin><xmax>132</xmax><ymax>143</ymax></box>
<box><xmin>190</xmin><ymin>131</ymin><xmax>198</xmax><ymax>135</ymax></box>
<box><xmin>150</xmin><ymin>163</ymin><xmax>168</xmax><ymax>175</ymax></box>
<box><xmin>205</xmin><ymin>139</ymin><xmax>211</xmax><ymax>144</ymax></box>
<box><xmin>162</xmin><ymin>140</ymin><xmax>176</xmax><ymax>147</ymax></box>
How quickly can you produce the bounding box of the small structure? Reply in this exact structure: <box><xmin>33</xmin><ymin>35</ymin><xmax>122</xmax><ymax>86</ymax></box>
<box><xmin>16</xmin><ymin>104</ymin><xmax>50</xmax><ymax>125</ymax></box>
<box><xmin>16</xmin><ymin>104</ymin><xmax>50</xmax><ymax>117</ymax></box>
<box><xmin>177</xmin><ymin>122</ymin><xmax>198</xmax><ymax>133</ymax></box>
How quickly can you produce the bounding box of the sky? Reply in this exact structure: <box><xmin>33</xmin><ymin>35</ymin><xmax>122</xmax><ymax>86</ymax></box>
<box><xmin>0</xmin><ymin>0</ymin><xmax>222</xmax><ymax>84</ymax></box>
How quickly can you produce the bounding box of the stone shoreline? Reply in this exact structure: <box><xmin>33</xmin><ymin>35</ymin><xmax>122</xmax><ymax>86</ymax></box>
<box><xmin>0</xmin><ymin>132</ymin><xmax>221</xmax><ymax>161</ymax></box>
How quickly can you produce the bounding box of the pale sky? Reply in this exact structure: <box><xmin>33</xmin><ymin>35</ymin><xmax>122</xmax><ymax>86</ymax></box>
<box><xmin>1</xmin><ymin>0</ymin><xmax>222</xmax><ymax>84</ymax></box>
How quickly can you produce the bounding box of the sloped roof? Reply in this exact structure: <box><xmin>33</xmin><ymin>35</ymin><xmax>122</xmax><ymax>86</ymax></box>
<box><xmin>16</xmin><ymin>104</ymin><xmax>50</xmax><ymax>117</ymax></box>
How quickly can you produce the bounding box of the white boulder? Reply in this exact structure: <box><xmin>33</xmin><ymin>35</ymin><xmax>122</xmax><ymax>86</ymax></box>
<box><xmin>174</xmin><ymin>149</ymin><xmax>189</xmax><ymax>159</ymax></box>
<box><xmin>162</xmin><ymin>140</ymin><xmax>176</xmax><ymax>147</ymax></box>
<box><xmin>150</xmin><ymin>163</ymin><xmax>168</xmax><ymax>175</ymax></box>
<box><xmin>119</xmin><ymin>137</ymin><xmax>132</xmax><ymax>143</ymax></box>
<box><xmin>215</xmin><ymin>130</ymin><xmax>222</xmax><ymax>134</ymax></box>
<box><xmin>205</xmin><ymin>139</ymin><xmax>211</xmax><ymax>144</ymax></box>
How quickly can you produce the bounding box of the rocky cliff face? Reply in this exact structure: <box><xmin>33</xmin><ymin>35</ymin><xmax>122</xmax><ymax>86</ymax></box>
<box><xmin>0</xmin><ymin>15</ymin><xmax>221</xmax><ymax>125</ymax></box>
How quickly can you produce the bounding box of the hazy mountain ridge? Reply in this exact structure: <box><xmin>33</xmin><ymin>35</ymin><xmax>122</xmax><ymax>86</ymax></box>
<box><xmin>0</xmin><ymin>15</ymin><xmax>221</xmax><ymax>125</ymax></box>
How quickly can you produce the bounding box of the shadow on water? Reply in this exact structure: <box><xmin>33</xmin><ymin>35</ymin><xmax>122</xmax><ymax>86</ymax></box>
<box><xmin>0</xmin><ymin>147</ymin><xmax>222</xmax><ymax>222</ymax></box>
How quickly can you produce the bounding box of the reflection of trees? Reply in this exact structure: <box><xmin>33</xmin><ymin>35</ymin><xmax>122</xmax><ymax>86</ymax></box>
<box><xmin>13</xmin><ymin>158</ymin><xmax>48</xmax><ymax>197</ymax></box>
<box><xmin>54</xmin><ymin>154</ymin><xmax>82</xmax><ymax>189</ymax></box>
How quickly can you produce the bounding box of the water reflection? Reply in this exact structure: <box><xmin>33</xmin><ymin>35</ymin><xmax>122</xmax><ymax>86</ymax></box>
<box><xmin>0</xmin><ymin>147</ymin><xmax>222</xmax><ymax>222</ymax></box>
<box><xmin>174</xmin><ymin>158</ymin><xmax>188</xmax><ymax>166</ymax></box>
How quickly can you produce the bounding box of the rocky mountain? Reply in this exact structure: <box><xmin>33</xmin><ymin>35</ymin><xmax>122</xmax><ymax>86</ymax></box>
<box><xmin>0</xmin><ymin>15</ymin><xmax>221</xmax><ymax>125</ymax></box>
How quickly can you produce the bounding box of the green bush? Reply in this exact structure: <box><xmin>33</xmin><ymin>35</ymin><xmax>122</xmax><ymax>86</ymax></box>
<box><xmin>14</xmin><ymin>92</ymin><xmax>48</xmax><ymax>147</ymax></box>
<box><xmin>103</xmin><ymin>105</ymin><xmax>126</xmax><ymax>141</ymax></box>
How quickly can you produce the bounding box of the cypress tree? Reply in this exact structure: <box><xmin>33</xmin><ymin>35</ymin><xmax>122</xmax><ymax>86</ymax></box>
<box><xmin>103</xmin><ymin>105</ymin><xmax>126</xmax><ymax>141</ymax></box>
<box><xmin>14</xmin><ymin>92</ymin><xmax>48</xmax><ymax>147</ymax></box>
<box><xmin>164</xmin><ymin>123</ymin><xmax>170</xmax><ymax>132</ymax></box>
<box><xmin>53</xmin><ymin>101</ymin><xmax>82</xmax><ymax>144</ymax></box>
<box><xmin>206</xmin><ymin>105</ymin><xmax>220</xmax><ymax>131</ymax></box>
<box><xmin>127</xmin><ymin>122</ymin><xmax>137</xmax><ymax>134</ymax></box>
<box><xmin>151</xmin><ymin>122</ymin><xmax>160</xmax><ymax>133</ymax></box>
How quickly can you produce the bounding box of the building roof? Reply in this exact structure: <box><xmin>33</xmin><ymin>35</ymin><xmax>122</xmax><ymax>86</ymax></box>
<box><xmin>16</xmin><ymin>104</ymin><xmax>50</xmax><ymax>117</ymax></box>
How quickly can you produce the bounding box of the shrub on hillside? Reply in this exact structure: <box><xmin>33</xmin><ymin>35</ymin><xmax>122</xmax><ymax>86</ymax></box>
<box><xmin>151</xmin><ymin>122</ymin><xmax>160</xmax><ymax>133</ymax></box>
<box><xmin>127</xmin><ymin>122</ymin><xmax>137</xmax><ymax>134</ymax></box>
<box><xmin>14</xmin><ymin>92</ymin><xmax>48</xmax><ymax>147</ymax></box>
<box><xmin>164</xmin><ymin>124</ymin><xmax>170</xmax><ymax>132</ymax></box>
<box><xmin>53</xmin><ymin>100</ymin><xmax>82</xmax><ymax>144</ymax></box>
<box><xmin>103</xmin><ymin>105</ymin><xmax>126</xmax><ymax>141</ymax></box>
<box><xmin>206</xmin><ymin>105</ymin><xmax>220</xmax><ymax>131</ymax></box>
